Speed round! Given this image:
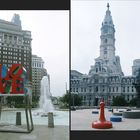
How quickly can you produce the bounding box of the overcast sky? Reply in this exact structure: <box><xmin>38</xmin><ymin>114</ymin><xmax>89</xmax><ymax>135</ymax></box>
<box><xmin>72</xmin><ymin>0</ymin><xmax>140</xmax><ymax>76</ymax></box>
<box><xmin>0</xmin><ymin>10</ymin><xmax>69</xmax><ymax>97</ymax></box>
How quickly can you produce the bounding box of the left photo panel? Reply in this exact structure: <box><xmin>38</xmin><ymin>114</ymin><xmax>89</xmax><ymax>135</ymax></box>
<box><xmin>0</xmin><ymin>10</ymin><xmax>69</xmax><ymax>140</ymax></box>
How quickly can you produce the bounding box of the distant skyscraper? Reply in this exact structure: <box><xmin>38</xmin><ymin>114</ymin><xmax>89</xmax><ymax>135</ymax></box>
<box><xmin>0</xmin><ymin>14</ymin><xmax>32</xmax><ymax>82</ymax></box>
<box><xmin>32</xmin><ymin>54</ymin><xmax>48</xmax><ymax>101</ymax></box>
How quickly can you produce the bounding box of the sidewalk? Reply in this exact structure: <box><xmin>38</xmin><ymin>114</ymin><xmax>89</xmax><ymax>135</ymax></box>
<box><xmin>0</xmin><ymin>125</ymin><xmax>69</xmax><ymax>140</ymax></box>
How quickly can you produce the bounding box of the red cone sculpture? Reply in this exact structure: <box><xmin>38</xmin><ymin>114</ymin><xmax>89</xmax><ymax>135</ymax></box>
<box><xmin>92</xmin><ymin>101</ymin><xmax>112</xmax><ymax>129</ymax></box>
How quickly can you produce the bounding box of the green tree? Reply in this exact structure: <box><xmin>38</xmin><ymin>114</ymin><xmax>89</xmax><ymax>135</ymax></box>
<box><xmin>133</xmin><ymin>68</ymin><xmax>140</xmax><ymax>107</ymax></box>
<box><xmin>32</xmin><ymin>96</ymin><xmax>40</xmax><ymax>108</ymax></box>
<box><xmin>70</xmin><ymin>93</ymin><xmax>82</xmax><ymax>106</ymax></box>
<box><xmin>59</xmin><ymin>92</ymin><xmax>82</xmax><ymax>108</ymax></box>
<box><xmin>129</xmin><ymin>97</ymin><xmax>137</xmax><ymax>106</ymax></box>
<box><xmin>6</xmin><ymin>96</ymin><xmax>24</xmax><ymax>108</ymax></box>
<box><xmin>59</xmin><ymin>93</ymin><xmax>70</xmax><ymax>108</ymax></box>
<box><xmin>112</xmin><ymin>96</ymin><xmax>128</xmax><ymax>106</ymax></box>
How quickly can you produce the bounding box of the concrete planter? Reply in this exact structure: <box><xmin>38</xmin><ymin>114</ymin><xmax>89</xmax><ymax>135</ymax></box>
<box><xmin>122</xmin><ymin>111</ymin><xmax>140</xmax><ymax>119</ymax></box>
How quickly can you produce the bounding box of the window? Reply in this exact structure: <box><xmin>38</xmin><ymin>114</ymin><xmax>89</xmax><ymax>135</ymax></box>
<box><xmin>14</xmin><ymin>36</ymin><xmax>17</xmax><ymax>40</ymax></box>
<box><xmin>104</xmin><ymin>51</ymin><xmax>107</xmax><ymax>54</ymax></box>
<box><xmin>109</xmin><ymin>87</ymin><xmax>111</xmax><ymax>92</ymax></box>
<box><xmin>96</xmin><ymin>68</ymin><xmax>98</xmax><ymax>72</ymax></box>
<box><xmin>95</xmin><ymin>86</ymin><xmax>98</xmax><ymax>92</ymax></box>
<box><xmin>84</xmin><ymin>88</ymin><xmax>86</xmax><ymax>92</ymax></box>
<box><xmin>127</xmin><ymin>87</ymin><xmax>129</xmax><ymax>92</ymax></box>
<box><xmin>116</xmin><ymin>87</ymin><xmax>118</xmax><ymax>92</ymax></box>
<box><xmin>89</xmin><ymin>87</ymin><xmax>92</xmax><ymax>92</ymax></box>
<box><xmin>112</xmin><ymin>87</ymin><xmax>114</xmax><ymax>92</ymax></box>
<box><xmin>3</xmin><ymin>51</ymin><xmax>7</xmax><ymax>54</ymax></box>
<box><xmin>73</xmin><ymin>88</ymin><xmax>75</xmax><ymax>92</ymax></box>
<box><xmin>13</xmin><ymin>60</ymin><xmax>17</xmax><ymax>63</ymax></box>
<box><xmin>104</xmin><ymin>39</ymin><xmax>108</xmax><ymax>43</ymax></box>
<box><xmin>132</xmin><ymin>86</ymin><xmax>134</xmax><ymax>92</ymax></box>
<box><xmin>127</xmin><ymin>95</ymin><xmax>129</xmax><ymax>101</ymax></box>
<box><xmin>123</xmin><ymin>79</ymin><xmax>126</xmax><ymax>83</ymax></box>
<box><xmin>123</xmin><ymin>87</ymin><xmax>125</xmax><ymax>92</ymax></box>
<box><xmin>4</xmin><ymin>34</ymin><xmax>7</xmax><ymax>39</ymax></box>
<box><xmin>9</xmin><ymin>36</ymin><xmax>12</xmax><ymax>40</ymax></box>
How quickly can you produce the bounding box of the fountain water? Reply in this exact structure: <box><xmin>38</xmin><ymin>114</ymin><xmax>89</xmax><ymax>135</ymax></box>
<box><xmin>33</xmin><ymin>76</ymin><xmax>54</xmax><ymax>116</ymax></box>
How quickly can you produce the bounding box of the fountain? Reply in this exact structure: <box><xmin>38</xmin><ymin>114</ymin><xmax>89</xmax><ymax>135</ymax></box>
<box><xmin>0</xmin><ymin>76</ymin><xmax>69</xmax><ymax>126</ymax></box>
<box><xmin>33</xmin><ymin>76</ymin><xmax>54</xmax><ymax>117</ymax></box>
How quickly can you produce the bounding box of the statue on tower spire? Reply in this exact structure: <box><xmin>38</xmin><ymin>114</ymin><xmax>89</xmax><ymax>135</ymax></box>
<box><xmin>107</xmin><ymin>3</ymin><xmax>110</xmax><ymax>10</ymax></box>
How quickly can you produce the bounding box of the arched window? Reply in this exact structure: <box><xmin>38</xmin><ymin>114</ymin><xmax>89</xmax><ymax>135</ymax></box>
<box><xmin>116</xmin><ymin>87</ymin><xmax>118</xmax><ymax>92</ymax></box>
<box><xmin>96</xmin><ymin>68</ymin><xmax>98</xmax><ymax>72</ymax></box>
<box><xmin>127</xmin><ymin>79</ymin><xmax>130</xmax><ymax>84</ymax></box>
<box><xmin>123</xmin><ymin>87</ymin><xmax>125</xmax><ymax>92</ymax></box>
<box><xmin>127</xmin><ymin>87</ymin><xmax>129</xmax><ymax>92</ymax></box>
<box><xmin>132</xmin><ymin>86</ymin><xmax>134</xmax><ymax>92</ymax></box>
<box><xmin>95</xmin><ymin>86</ymin><xmax>98</xmax><ymax>92</ymax></box>
<box><xmin>123</xmin><ymin>79</ymin><xmax>126</xmax><ymax>83</ymax></box>
<box><xmin>112</xmin><ymin>87</ymin><xmax>115</xmax><ymax>92</ymax></box>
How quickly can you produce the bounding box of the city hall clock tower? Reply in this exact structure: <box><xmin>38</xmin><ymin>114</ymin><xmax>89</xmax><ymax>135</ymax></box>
<box><xmin>89</xmin><ymin>3</ymin><xmax>124</xmax><ymax>76</ymax></box>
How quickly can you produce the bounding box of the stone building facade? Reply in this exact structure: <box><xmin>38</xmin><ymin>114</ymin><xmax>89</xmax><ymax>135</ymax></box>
<box><xmin>70</xmin><ymin>4</ymin><xmax>139</xmax><ymax>106</ymax></box>
<box><xmin>0</xmin><ymin>14</ymin><xmax>32</xmax><ymax>82</ymax></box>
<box><xmin>32</xmin><ymin>54</ymin><xmax>48</xmax><ymax>101</ymax></box>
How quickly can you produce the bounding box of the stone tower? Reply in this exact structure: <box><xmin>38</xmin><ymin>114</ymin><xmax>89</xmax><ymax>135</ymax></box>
<box><xmin>89</xmin><ymin>3</ymin><xmax>123</xmax><ymax>76</ymax></box>
<box><xmin>132</xmin><ymin>59</ymin><xmax>140</xmax><ymax>76</ymax></box>
<box><xmin>11</xmin><ymin>14</ymin><xmax>22</xmax><ymax>28</ymax></box>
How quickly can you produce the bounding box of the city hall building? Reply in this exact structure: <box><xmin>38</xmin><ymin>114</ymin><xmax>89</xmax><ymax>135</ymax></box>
<box><xmin>70</xmin><ymin>4</ymin><xmax>140</xmax><ymax>106</ymax></box>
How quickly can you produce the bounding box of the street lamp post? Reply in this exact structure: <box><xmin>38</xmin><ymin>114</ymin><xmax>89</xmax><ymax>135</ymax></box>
<box><xmin>72</xmin><ymin>93</ymin><xmax>74</xmax><ymax>107</ymax></box>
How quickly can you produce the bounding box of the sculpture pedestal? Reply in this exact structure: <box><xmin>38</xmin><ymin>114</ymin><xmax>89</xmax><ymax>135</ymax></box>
<box><xmin>92</xmin><ymin>121</ymin><xmax>112</xmax><ymax>129</ymax></box>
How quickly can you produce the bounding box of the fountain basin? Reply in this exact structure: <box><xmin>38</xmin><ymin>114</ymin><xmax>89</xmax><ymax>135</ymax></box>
<box><xmin>0</xmin><ymin>110</ymin><xmax>69</xmax><ymax>126</ymax></box>
<box><xmin>122</xmin><ymin>110</ymin><xmax>140</xmax><ymax>119</ymax></box>
<box><xmin>113</xmin><ymin>112</ymin><xmax>122</xmax><ymax>116</ymax></box>
<box><xmin>92</xmin><ymin>121</ymin><xmax>112</xmax><ymax>129</ymax></box>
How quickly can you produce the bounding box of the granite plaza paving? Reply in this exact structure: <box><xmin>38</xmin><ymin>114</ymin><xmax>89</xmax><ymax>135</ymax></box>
<box><xmin>0</xmin><ymin>125</ymin><xmax>69</xmax><ymax>140</ymax></box>
<box><xmin>71</xmin><ymin>108</ymin><xmax>140</xmax><ymax>131</ymax></box>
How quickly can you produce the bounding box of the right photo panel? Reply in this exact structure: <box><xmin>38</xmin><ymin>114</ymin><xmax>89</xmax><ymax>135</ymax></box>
<box><xmin>71</xmin><ymin>0</ymin><xmax>140</xmax><ymax>131</ymax></box>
